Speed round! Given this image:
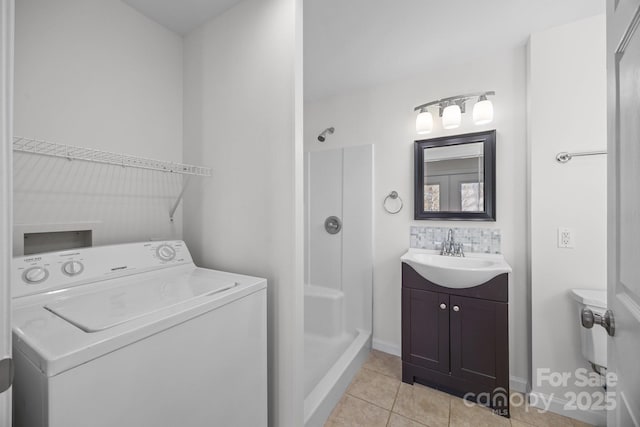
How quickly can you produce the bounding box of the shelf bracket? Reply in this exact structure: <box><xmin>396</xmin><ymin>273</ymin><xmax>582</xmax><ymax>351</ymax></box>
<box><xmin>169</xmin><ymin>176</ymin><xmax>191</xmax><ymax>222</ymax></box>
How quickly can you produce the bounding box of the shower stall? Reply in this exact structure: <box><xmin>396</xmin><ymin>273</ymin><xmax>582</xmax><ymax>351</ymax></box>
<box><xmin>303</xmin><ymin>145</ymin><xmax>373</xmax><ymax>427</ymax></box>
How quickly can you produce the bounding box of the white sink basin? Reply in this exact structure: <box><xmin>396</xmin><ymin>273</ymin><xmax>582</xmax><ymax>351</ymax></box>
<box><xmin>401</xmin><ymin>249</ymin><xmax>512</xmax><ymax>288</ymax></box>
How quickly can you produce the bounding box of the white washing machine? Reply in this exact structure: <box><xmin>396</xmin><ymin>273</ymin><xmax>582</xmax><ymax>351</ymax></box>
<box><xmin>11</xmin><ymin>241</ymin><xmax>267</xmax><ymax>427</ymax></box>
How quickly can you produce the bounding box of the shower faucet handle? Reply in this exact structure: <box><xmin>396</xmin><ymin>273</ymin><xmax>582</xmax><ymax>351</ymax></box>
<box><xmin>324</xmin><ymin>216</ymin><xmax>342</xmax><ymax>234</ymax></box>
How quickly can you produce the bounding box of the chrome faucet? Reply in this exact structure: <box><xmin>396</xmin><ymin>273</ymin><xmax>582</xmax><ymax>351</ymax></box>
<box><xmin>441</xmin><ymin>228</ymin><xmax>465</xmax><ymax>257</ymax></box>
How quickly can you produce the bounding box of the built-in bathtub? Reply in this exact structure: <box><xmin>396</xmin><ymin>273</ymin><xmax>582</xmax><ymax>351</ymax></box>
<box><xmin>303</xmin><ymin>285</ymin><xmax>371</xmax><ymax>427</ymax></box>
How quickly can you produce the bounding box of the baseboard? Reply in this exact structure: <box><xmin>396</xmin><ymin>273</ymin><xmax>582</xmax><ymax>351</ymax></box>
<box><xmin>372</xmin><ymin>338</ymin><xmax>401</xmax><ymax>357</ymax></box>
<box><xmin>528</xmin><ymin>390</ymin><xmax>607</xmax><ymax>426</ymax></box>
<box><xmin>510</xmin><ymin>376</ymin><xmax>528</xmax><ymax>394</ymax></box>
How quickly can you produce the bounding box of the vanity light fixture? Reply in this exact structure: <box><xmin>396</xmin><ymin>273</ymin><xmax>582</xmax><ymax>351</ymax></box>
<box><xmin>416</xmin><ymin>109</ymin><xmax>434</xmax><ymax>134</ymax></box>
<box><xmin>414</xmin><ymin>91</ymin><xmax>495</xmax><ymax>134</ymax></box>
<box><xmin>472</xmin><ymin>94</ymin><xmax>494</xmax><ymax>125</ymax></box>
<box><xmin>442</xmin><ymin>103</ymin><xmax>462</xmax><ymax>129</ymax></box>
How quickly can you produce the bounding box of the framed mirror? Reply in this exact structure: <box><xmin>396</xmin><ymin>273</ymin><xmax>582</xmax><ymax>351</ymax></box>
<box><xmin>414</xmin><ymin>130</ymin><xmax>496</xmax><ymax>221</ymax></box>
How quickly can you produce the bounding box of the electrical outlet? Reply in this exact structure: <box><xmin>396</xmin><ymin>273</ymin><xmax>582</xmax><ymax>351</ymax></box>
<box><xmin>558</xmin><ymin>227</ymin><xmax>575</xmax><ymax>248</ymax></box>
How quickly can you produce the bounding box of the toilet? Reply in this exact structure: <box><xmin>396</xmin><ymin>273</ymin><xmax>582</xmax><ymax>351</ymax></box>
<box><xmin>570</xmin><ymin>289</ymin><xmax>608</xmax><ymax>370</ymax></box>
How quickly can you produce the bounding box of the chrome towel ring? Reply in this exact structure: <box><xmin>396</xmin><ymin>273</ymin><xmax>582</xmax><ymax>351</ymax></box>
<box><xmin>383</xmin><ymin>191</ymin><xmax>403</xmax><ymax>214</ymax></box>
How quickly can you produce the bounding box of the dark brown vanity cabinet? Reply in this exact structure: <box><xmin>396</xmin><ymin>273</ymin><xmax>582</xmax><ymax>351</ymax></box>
<box><xmin>402</xmin><ymin>263</ymin><xmax>510</xmax><ymax>417</ymax></box>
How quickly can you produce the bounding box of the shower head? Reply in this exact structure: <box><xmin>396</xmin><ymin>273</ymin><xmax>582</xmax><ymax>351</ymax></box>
<box><xmin>317</xmin><ymin>127</ymin><xmax>335</xmax><ymax>142</ymax></box>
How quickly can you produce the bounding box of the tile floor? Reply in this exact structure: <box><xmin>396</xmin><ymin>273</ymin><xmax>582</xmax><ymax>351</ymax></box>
<box><xmin>324</xmin><ymin>350</ymin><xmax>593</xmax><ymax>427</ymax></box>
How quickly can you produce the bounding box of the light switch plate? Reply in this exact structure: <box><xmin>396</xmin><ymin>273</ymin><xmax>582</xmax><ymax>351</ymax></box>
<box><xmin>558</xmin><ymin>227</ymin><xmax>575</xmax><ymax>248</ymax></box>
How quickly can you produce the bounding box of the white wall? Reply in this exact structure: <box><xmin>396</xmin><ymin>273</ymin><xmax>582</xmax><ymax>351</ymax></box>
<box><xmin>182</xmin><ymin>0</ymin><xmax>303</xmax><ymax>425</ymax></box>
<box><xmin>304</xmin><ymin>48</ymin><xmax>529</xmax><ymax>387</ymax></box>
<box><xmin>13</xmin><ymin>0</ymin><xmax>184</xmax><ymax>249</ymax></box>
<box><xmin>528</xmin><ymin>15</ymin><xmax>607</xmax><ymax>424</ymax></box>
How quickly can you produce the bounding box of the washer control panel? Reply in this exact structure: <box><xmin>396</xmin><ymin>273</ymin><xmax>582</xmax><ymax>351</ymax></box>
<box><xmin>12</xmin><ymin>240</ymin><xmax>193</xmax><ymax>298</ymax></box>
<box><xmin>156</xmin><ymin>244</ymin><xmax>177</xmax><ymax>262</ymax></box>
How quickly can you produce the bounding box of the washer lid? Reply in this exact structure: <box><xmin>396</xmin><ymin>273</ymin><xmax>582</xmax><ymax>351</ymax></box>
<box><xmin>45</xmin><ymin>276</ymin><xmax>238</xmax><ymax>332</ymax></box>
<box><xmin>13</xmin><ymin>266</ymin><xmax>266</xmax><ymax>377</ymax></box>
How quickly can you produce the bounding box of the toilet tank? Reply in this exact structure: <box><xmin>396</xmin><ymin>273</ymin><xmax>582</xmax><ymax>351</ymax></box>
<box><xmin>570</xmin><ymin>289</ymin><xmax>607</xmax><ymax>369</ymax></box>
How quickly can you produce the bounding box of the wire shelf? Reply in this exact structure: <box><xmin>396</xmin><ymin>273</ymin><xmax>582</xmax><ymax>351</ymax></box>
<box><xmin>13</xmin><ymin>136</ymin><xmax>212</xmax><ymax>176</ymax></box>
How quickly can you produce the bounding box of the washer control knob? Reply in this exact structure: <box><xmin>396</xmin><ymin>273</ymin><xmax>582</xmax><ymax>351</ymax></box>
<box><xmin>62</xmin><ymin>261</ymin><xmax>84</xmax><ymax>276</ymax></box>
<box><xmin>156</xmin><ymin>244</ymin><xmax>176</xmax><ymax>261</ymax></box>
<box><xmin>23</xmin><ymin>266</ymin><xmax>49</xmax><ymax>284</ymax></box>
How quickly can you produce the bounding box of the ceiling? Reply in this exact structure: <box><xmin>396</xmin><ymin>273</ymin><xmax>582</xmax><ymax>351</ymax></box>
<box><xmin>121</xmin><ymin>0</ymin><xmax>604</xmax><ymax>100</ymax></box>
<box><xmin>121</xmin><ymin>0</ymin><xmax>243</xmax><ymax>35</ymax></box>
<box><xmin>304</xmin><ymin>0</ymin><xmax>605</xmax><ymax>100</ymax></box>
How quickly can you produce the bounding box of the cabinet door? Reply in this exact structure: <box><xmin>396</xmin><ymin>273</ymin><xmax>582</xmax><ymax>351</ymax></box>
<box><xmin>402</xmin><ymin>288</ymin><xmax>449</xmax><ymax>373</ymax></box>
<box><xmin>449</xmin><ymin>295</ymin><xmax>508</xmax><ymax>388</ymax></box>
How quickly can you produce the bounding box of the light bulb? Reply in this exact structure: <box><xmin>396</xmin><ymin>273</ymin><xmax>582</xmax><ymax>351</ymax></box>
<box><xmin>442</xmin><ymin>104</ymin><xmax>462</xmax><ymax>129</ymax></box>
<box><xmin>416</xmin><ymin>110</ymin><xmax>433</xmax><ymax>134</ymax></box>
<box><xmin>473</xmin><ymin>96</ymin><xmax>494</xmax><ymax>125</ymax></box>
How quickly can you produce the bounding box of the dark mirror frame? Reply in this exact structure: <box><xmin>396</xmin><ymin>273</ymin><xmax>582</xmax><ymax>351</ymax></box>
<box><xmin>414</xmin><ymin>129</ymin><xmax>496</xmax><ymax>221</ymax></box>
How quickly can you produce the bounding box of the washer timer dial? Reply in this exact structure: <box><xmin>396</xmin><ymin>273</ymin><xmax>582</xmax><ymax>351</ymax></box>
<box><xmin>62</xmin><ymin>260</ymin><xmax>84</xmax><ymax>277</ymax></box>
<box><xmin>23</xmin><ymin>266</ymin><xmax>49</xmax><ymax>284</ymax></box>
<box><xmin>156</xmin><ymin>244</ymin><xmax>176</xmax><ymax>262</ymax></box>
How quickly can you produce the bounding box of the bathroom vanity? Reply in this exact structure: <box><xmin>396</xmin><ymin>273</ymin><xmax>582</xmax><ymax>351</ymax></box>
<box><xmin>401</xmin><ymin>250</ymin><xmax>510</xmax><ymax>417</ymax></box>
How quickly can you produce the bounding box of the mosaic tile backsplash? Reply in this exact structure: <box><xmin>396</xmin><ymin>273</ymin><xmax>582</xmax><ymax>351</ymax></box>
<box><xmin>410</xmin><ymin>226</ymin><xmax>502</xmax><ymax>254</ymax></box>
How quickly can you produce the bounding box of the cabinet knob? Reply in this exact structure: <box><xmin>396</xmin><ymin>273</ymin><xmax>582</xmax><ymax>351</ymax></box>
<box><xmin>440</xmin><ymin>303</ymin><xmax>447</xmax><ymax>310</ymax></box>
<box><xmin>452</xmin><ymin>305</ymin><xmax>460</xmax><ymax>312</ymax></box>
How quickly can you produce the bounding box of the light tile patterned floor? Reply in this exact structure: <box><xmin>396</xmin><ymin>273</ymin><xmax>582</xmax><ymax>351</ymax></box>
<box><xmin>324</xmin><ymin>350</ymin><xmax>593</xmax><ymax>427</ymax></box>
